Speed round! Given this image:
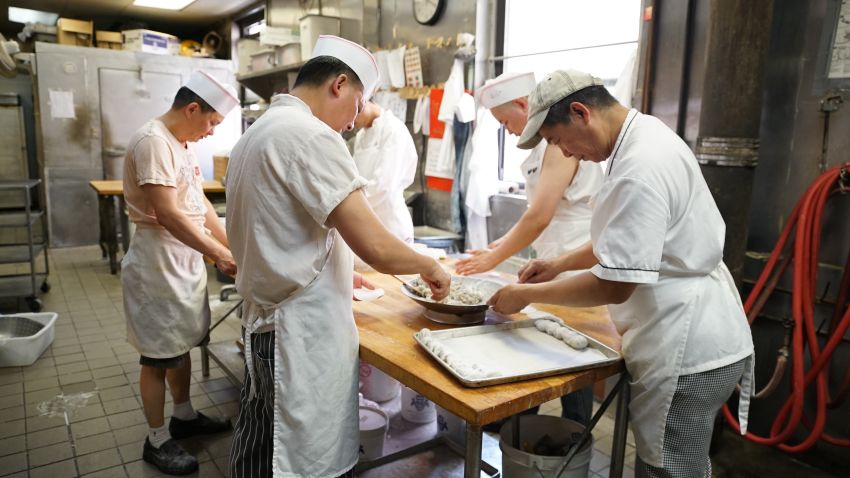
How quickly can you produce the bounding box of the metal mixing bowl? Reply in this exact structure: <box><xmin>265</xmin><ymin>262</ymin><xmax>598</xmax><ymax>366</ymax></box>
<box><xmin>399</xmin><ymin>276</ymin><xmax>503</xmax><ymax>316</ymax></box>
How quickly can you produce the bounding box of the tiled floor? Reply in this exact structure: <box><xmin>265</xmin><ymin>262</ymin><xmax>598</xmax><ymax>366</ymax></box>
<box><xmin>11</xmin><ymin>246</ymin><xmax>841</xmax><ymax>478</ymax></box>
<box><xmin>0</xmin><ymin>247</ymin><xmax>241</xmax><ymax>477</ymax></box>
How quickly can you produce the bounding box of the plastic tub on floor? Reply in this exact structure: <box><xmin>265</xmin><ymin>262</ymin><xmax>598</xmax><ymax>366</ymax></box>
<box><xmin>400</xmin><ymin>386</ymin><xmax>436</xmax><ymax>423</ymax></box>
<box><xmin>436</xmin><ymin>405</ymin><xmax>466</xmax><ymax>446</ymax></box>
<box><xmin>358</xmin><ymin>405</ymin><xmax>388</xmax><ymax>461</ymax></box>
<box><xmin>0</xmin><ymin>313</ymin><xmax>58</xmax><ymax>367</ymax></box>
<box><xmin>499</xmin><ymin>415</ymin><xmax>592</xmax><ymax>478</ymax></box>
<box><xmin>359</xmin><ymin>361</ymin><xmax>401</xmax><ymax>402</ymax></box>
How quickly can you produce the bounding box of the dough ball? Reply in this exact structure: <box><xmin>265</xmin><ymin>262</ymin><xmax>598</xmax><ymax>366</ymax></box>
<box><xmin>563</xmin><ymin>330</ymin><xmax>588</xmax><ymax>349</ymax></box>
<box><xmin>455</xmin><ymin>364</ymin><xmax>474</xmax><ymax>377</ymax></box>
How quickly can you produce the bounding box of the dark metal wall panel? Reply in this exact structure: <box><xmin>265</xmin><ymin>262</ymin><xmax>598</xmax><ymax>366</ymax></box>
<box><xmin>649</xmin><ymin>0</ymin><xmax>693</xmax><ymax>132</ymax></box>
<box><xmin>750</xmin><ymin>0</ymin><xmax>849</xmax><ymax>266</ymax></box>
<box><xmin>681</xmin><ymin>0</ymin><xmax>709</xmax><ymax>147</ymax></box>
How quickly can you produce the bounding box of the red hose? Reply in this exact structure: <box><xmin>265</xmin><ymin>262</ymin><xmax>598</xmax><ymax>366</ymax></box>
<box><xmin>722</xmin><ymin>162</ymin><xmax>850</xmax><ymax>452</ymax></box>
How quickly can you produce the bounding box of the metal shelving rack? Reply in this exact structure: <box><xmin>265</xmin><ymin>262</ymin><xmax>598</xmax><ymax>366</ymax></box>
<box><xmin>0</xmin><ymin>179</ymin><xmax>50</xmax><ymax>311</ymax></box>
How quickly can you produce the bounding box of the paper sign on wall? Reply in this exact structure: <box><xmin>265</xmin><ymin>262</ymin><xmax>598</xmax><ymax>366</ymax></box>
<box><xmin>373</xmin><ymin>91</ymin><xmax>407</xmax><ymax>122</ymax></box>
<box><xmin>404</xmin><ymin>46</ymin><xmax>423</xmax><ymax>87</ymax></box>
<box><xmin>49</xmin><ymin>89</ymin><xmax>76</xmax><ymax>119</ymax></box>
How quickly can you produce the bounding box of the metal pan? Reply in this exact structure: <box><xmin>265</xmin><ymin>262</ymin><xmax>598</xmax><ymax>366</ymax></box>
<box><xmin>414</xmin><ymin>319</ymin><xmax>621</xmax><ymax>387</ymax></box>
<box><xmin>398</xmin><ymin>276</ymin><xmax>504</xmax><ymax>315</ymax></box>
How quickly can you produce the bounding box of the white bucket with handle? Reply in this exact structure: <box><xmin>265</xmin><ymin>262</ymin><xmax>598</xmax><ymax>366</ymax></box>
<box><xmin>499</xmin><ymin>415</ymin><xmax>592</xmax><ymax>478</ymax></box>
<box><xmin>436</xmin><ymin>405</ymin><xmax>466</xmax><ymax>445</ymax></box>
<box><xmin>401</xmin><ymin>386</ymin><xmax>436</xmax><ymax>423</ymax></box>
<box><xmin>358</xmin><ymin>406</ymin><xmax>388</xmax><ymax>461</ymax></box>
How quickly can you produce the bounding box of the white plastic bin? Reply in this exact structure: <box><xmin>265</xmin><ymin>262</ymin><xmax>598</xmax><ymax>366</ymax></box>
<box><xmin>401</xmin><ymin>386</ymin><xmax>436</xmax><ymax>423</ymax></box>
<box><xmin>358</xmin><ymin>406</ymin><xmax>388</xmax><ymax>461</ymax></box>
<box><xmin>359</xmin><ymin>361</ymin><xmax>401</xmax><ymax>402</ymax></box>
<box><xmin>499</xmin><ymin>415</ymin><xmax>592</xmax><ymax>478</ymax></box>
<box><xmin>0</xmin><ymin>313</ymin><xmax>58</xmax><ymax>367</ymax></box>
<box><xmin>436</xmin><ymin>405</ymin><xmax>466</xmax><ymax>445</ymax></box>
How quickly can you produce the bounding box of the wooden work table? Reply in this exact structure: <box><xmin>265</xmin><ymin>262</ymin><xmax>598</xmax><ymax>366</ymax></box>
<box><xmin>89</xmin><ymin>179</ymin><xmax>225</xmax><ymax>196</ymax></box>
<box><xmin>354</xmin><ymin>266</ymin><xmax>630</xmax><ymax>478</ymax></box>
<box><xmin>88</xmin><ymin>179</ymin><xmax>225</xmax><ymax>273</ymax></box>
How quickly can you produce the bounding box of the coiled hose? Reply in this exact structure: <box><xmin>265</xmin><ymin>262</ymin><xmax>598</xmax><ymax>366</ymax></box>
<box><xmin>722</xmin><ymin>162</ymin><xmax>850</xmax><ymax>452</ymax></box>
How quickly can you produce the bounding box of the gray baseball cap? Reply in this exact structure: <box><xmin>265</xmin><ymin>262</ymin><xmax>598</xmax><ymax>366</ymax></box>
<box><xmin>517</xmin><ymin>69</ymin><xmax>604</xmax><ymax>150</ymax></box>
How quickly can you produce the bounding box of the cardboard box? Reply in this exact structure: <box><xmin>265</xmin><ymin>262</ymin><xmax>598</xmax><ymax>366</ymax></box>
<box><xmin>123</xmin><ymin>29</ymin><xmax>180</xmax><ymax>55</ymax></box>
<box><xmin>95</xmin><ymin>31</ymin><xmax>122</xmax><ymax>50</ymax></box>
<box><xmin>213</xmin><ymin>155</ymin><xmax>229</xmax><ymax>182</ymax></box>
<box><xmin>56</xmin><ymin>18</ymin><xmax>93</xmax><ymax>47</ymax></box>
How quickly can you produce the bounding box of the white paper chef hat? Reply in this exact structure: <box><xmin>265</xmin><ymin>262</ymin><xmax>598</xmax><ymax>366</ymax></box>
<box><xmin>184</xmin><ymin>70</ymin><xmax>239</xmax><ymax>116</ymax></box>
<box><xmin>477</xmin><ymin>71</ymin><xmax>536</xmax><ymax>109</ymax></box>
<box><xmin>310</xmin><ymin>35</ymin><xmax>380</xmax><ymax>100</ymax></box>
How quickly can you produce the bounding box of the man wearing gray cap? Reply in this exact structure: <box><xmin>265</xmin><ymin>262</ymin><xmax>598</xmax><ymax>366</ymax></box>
<box><xmin>122</xmin><ymin>70</ymin><xmax>239</xmax><ymax>475</ymax></box>
<box><xmin>488</xmin><ymin>69</ymin><xmax>754</xmax><ymax>477</ymax></box>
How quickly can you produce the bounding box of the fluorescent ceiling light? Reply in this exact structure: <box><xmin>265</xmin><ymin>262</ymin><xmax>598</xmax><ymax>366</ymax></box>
<box><xmin>8</xmin><ymin>7</ymin><xmax>59</xmax><ymax>25</ymax></box>
<box><xmin>132</xmin><ymin>0</ymin><xmax>197</xmax><ymax>11</ymax></box>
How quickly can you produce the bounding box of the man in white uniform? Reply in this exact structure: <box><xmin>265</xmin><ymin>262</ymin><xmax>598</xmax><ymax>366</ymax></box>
<box><xmin>458</xmin><ymin>71</ymin><xmax>602</xmax><ymax>428</ymax></box>
<box><xmin>488</xmin><ymin>69</ymin><xmax>754</xmax><ymax>477</ymax></box>
<box><xmin>352</xmin><ymin>100</ymin><xmax>418</xmax><ymax>244</ymax></box>
<box><xmin>122</xmin><ymin>71</ymin><xmax>238</xmax><ymax>475</ymax></box>
<box><xmin>225</xmin><ymin>36</ymin><xmax>451</xmax><ymax>478</ymax></box>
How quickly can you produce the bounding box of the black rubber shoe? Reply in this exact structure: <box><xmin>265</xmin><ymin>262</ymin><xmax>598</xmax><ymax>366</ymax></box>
<box><xmin>169</xmin><ymin>412</ymin><xmax>232</xmax><ymax>440</ymax></box>
<box><xmin>142</xmin><ymin>438</ymin><xmax>199</xmax><ymax>476</ymax></box>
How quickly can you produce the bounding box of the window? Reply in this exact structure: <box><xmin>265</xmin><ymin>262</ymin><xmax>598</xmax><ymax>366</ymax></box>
<box><xmin>498</xmin><ymin>0</ymin><xmax>642</xmax><ymax>184</ymax></box>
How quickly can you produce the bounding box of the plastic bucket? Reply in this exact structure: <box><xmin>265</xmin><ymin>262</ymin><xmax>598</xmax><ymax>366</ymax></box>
<box><xmin>359</xmin><ymin>362</ymin><xmax>401</xmax><ymax>402</ymax></box>
<box><xmin>499</xmin><ymin>415</ymin><xmax>592</xmax><ymax>478</ymax></box>
<box><xmin>358</xmin><ymin>406</ymin><xmax>388</xmax><ymax>461</ymax></box>
<box><xmin>400</xmin><ymin>386</ymin><xmax>436</xmax><ymax>423</ymax></box>
<box><xmin>436</xmin><ymin>405</ymin><xmax>466</xmax><ymax>445</ymax></box>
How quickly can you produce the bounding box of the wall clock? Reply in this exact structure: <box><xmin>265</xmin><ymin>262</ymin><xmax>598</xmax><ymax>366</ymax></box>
<box><xmin>413</xmin><ymin>0</ymin><xmax>446</xmax><ymax>26</ymax></box>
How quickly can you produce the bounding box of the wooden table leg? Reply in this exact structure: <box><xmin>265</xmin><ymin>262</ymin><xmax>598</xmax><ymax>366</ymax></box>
<box><xmin>119</xmin><ymin>197</ymin><xmax>130</xmax><ymax>253</ymax></box>
<box><xmin>464</xmin><ymin>424</ymin><xmax>483</xmax><ymax>478</ymax></box>
<box><xmin>98</xmin><ymin>196</ymin><xmax>119</xmax><ymax>274</ymax></box>
<box><xmin>609</xmin><ymin>376</ymin><xmax>631</xmax><ymax>478</ymax></box>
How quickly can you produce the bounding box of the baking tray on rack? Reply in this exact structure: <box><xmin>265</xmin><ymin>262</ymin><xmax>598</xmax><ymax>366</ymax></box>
<box><xmin>414</xmin><ymin>319</ymin><xmax>621</xmax><ymax>388</ymax></box>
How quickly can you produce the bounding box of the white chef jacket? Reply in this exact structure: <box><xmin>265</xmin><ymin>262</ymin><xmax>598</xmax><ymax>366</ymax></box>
<box><xmin>226</xmin><ymin>94</ymin><xmax>368</xmax><ymax>477</ymax></box>
<box><xmin>521</xmin><ymin>140</ymin><xmax>603</xmax><ymax>264</ymax></box>
<box><xmin>590</xmin><ymin>109</ymin><xmax>754</xmax><ymax>466</ymax></box>
<box><xmin>352</xmin><ymin>108</ymin><xmax>417</xmax><ymax>243</ymax></box>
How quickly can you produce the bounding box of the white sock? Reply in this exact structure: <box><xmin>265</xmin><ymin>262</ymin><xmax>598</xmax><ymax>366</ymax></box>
<box><xmin>148</xmin><ymin>424</ymin><xmax>171</xmax><ymax>448</ymax></box>
<box><xmin>172</xmin><ymin>400</ymin><xmax>198</xmax><ymax>421</ymax></box>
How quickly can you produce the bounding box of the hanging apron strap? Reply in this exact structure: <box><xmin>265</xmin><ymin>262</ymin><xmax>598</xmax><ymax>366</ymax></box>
<box><xmin>737</xmin><ymin>353</ymin><xmax>755</xmax><ymax>434</ymax></box>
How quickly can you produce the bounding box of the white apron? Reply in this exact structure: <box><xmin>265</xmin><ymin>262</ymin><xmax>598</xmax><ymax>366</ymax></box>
<box><xmin>121</xmin><ymin>227</ymin><xmax>210</xmax><ymax>358</ymax></box>
<box><xmin>610</xmin><ymin>262</ymin><xmax>754</xmax><ymax>466</ymax></box>
<box><xmin>241</xmin><ymin>232</ymin><xmax>360</xmax><ymax>478</ymax></box>
<box><xmin>521</xmin><ymin>142</ymin><xmax>602</xmax><ymax>266</ymax></box>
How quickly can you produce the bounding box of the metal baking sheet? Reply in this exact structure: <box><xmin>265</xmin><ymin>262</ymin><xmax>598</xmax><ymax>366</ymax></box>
<box><xmin>414</xmin><ymin>319</ymin><xmax>621</xmax><ymax>388</ymax></box>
